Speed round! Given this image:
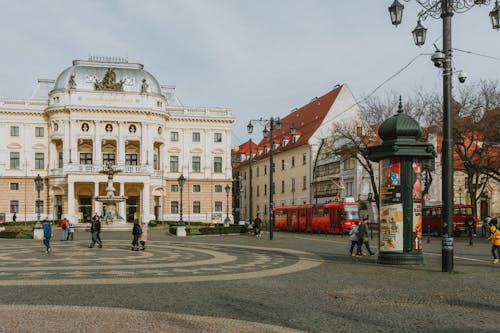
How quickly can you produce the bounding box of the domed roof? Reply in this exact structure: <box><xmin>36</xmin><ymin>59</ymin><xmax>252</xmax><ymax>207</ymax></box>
<box><xmin>53</xmin><ymin>59</ymin><xmax>162</xmax><ymax>96</ymax></box>
<box><xmin>378</xmin><ymin>98</ymin><xmax>422</xmax><ymax>141</ymax></box>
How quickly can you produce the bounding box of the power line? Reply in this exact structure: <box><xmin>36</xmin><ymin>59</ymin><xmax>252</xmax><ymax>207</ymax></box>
<box><xmin>453</xmin><ymin>48</ymin><xmax>500</xmax><ymax>61</ymax></box>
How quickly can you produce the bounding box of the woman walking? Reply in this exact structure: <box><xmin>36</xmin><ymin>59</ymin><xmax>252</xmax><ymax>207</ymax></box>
<box><xmin>487</xmin><ymin>218</ymin><xmax>500</xmax><ymax>264</ymax></box>
<box><xmin>139</xmin><ymin>221</ymin><xmax>148</xmax><ymax>251</ymax></box>
<box><xmin>131</xmin><ymin>220</ymin><xmax>142</xmax><ymax>251</ymax></box>
<box><xmin>349</xmin><ymin>222</ymin><xmax>361</xmax><ymax>256</ymax></box>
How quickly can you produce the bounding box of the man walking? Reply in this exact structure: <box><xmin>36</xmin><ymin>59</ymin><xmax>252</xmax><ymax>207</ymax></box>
<box><xmin>253</xmin><ymin>213</ymin><xmax>262</xmax><ymax>237</ymax></box>
<box><xmin>42</xmin><ymin>219</ymin><xmax>52</xmax><ymax>254</ymax></box>
<box><xmin>358</xmin><ymin>217</ymin><xmax>376</xmax><ymax>256</ymax></box>
<box><xmin>89</xmin><ymin>213</ymin><xmax>102</xmax><ymax>248</ymax></box>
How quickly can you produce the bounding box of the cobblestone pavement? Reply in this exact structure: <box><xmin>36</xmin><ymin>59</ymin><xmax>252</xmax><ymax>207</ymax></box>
<box><xmin>0</xmin><ymin>229</ymin><xmax>499</xmax><ymax>332</ymax></box>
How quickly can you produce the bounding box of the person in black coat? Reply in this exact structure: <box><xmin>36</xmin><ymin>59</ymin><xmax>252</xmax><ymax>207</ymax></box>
<box><xmin>131</xmin><ymin>220</ymin><xmax>142</xmax><ymax>251</ymax></box>
<box><xmin>89</xmin><ymin>213</ymin><xmax>102</xmax><ymax>248</ymax></box>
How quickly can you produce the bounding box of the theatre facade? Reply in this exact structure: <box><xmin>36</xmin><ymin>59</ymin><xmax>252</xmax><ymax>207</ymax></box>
<box><xmin>0</xmin><ymin>58</ymin><xmax>234</xmax><ymax>224</ymax></box>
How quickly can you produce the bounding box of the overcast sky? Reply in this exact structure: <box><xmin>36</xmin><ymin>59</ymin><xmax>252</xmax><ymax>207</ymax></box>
<box><xmin>1</xmin><ymin>0</ymin><xmax>498</xmax><ymax>145</ymax></box>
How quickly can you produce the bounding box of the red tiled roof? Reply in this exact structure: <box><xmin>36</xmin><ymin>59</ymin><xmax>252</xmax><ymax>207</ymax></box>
<box><xmin>232</xmin><ymin>140</ymin><xmax>258</xmax><ymax>156</ymax></box>
<box><xmin>242</xmin><ymin>85</ymin><xmax>344</xmax><ymax>164</ymax></box>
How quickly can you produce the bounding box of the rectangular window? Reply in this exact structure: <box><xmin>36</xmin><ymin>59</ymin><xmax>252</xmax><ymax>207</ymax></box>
<box><xmin>103</xmin><ymin>153</ymin><xmax>115</xmax><ymax>164</ymax></box>
<box><xmin>10</xmin><ymin>126</ymin><xmax>19</xmax><ymax>137</ymax></box>
<box><xmin>192</xmin><ymin>185</ymin><xmax>201</xmax><ymax>192</ymax></box>
<box><xmin>10</xmin><ymin>183</ymin><xmax>19</xmax><ymax>191</ymax></box>
<box><xmin>80</xmin><ymin>153</ymin><xmax>92</xmax><ymax>165</ymax></box>
<box><xmin>303</xmin><ymin>176</ymin><xmax>307</xmax><ymax>190</ymax></box>
<box><xmin>264</xmin><ymin>184</ymin><xmax>267</xmax><ymax>195</ymax></box>
<box><xmin>291</xmin><ymin>156</ymin><xmax>295</xmax><ymax>167</ymax></box>
<box><xmin>171</xmin><ymin>201</ymin><xmax>179</xmax><ymax>214</ymax></box>
<box><xmin>10</xmin><ymin>200</ymin><xmax>19</xmax><ymax>213</ymax></box>
<box><xmin>10</xmin><ymin>152</ymin><xmax>20</xmax><ymax>169</ymax></box>
<box><xmin>170</xmin><ymin>156</ymin><xmax>179</xmax><ymax>173</ymax></box>
<box><xmin>170</xmin><ymin>131</ymin><xmax>179</xmax><ymax>142</ymax></box>
<box><xmin>257</xmin><ymin>185</ymin><xmax>260</xmax><ymax>197</ymax></box>
<box><xmin>281</xmin><ymin>160</ymin><xmax>285</xmax><ymax>170</ymax></box>
<box><xmin>281</xmin><ymin>180</ymin><xmax>285</xmax><ymax>193</ymax></box>
<box><xmin>215</xmin><ymin>201</ymin><xmax>223</xmax><ymax>212</ymax></box>
<box><xmin>264</xmin><ymin>165</ymin><xmax>267</xmax><ymax>175</ymax></box>
<box><xmin>215</xmin><ymin>185</ymin><xmax>222</xmax><ymax>192</ymax></box>
<box><xmin>153</xmin><ymin>154</ymin><xmax>158</xmax><ymax>170</ymax></box>
<box><xmin>125</xmin><ymin>154</ymin><xmax>138</xmax><ymax>165</ymax></box>
<box><xmin>256</xmin><ymin>167</ymin><xmax>259</xmax><ymax>177</ymax></box>
<box><xmin>214</xmin><ymin>133</ymin><xmax>222</xmax><ymax>143</ymax></box>
<box><xmin>35</xmin><ymin>127</ymin><xmax>44</xmax><ymax>137</ymax></box>
<box><xmin>58</xmin><ymin>152</ymin><xmax>63</xmax><ymax>168</ymax></box>
<box><xmin>171</xmin><ymin>184</ymin><xmax>179</xmax><ymax>192</ymax></box>
<box><xmin>192</xmin><ymin>156</ymin><xmax>201</xmax><ymax>173</ymax></box>
<box><xmin>214</xmin><ymin>157</ymin><xmax>222</xmax><ymax>173</ymax></box>
<box><xmin>303</xmin><ymin>153</ymin><xmax>307</xmax><ymax>165</ymax></box>
<box><xmin>192</xmin><ymin>132</ymin><xmax>200</xmax><ymax>142</ymax></box>
<box><xmin>35</xmin><ymin>153</ymin><xmax>45</xmax><ymax>170</ymax></box>
<box><xmin>193</xmin><ymin>201</ymin><xmax>201</xmax><ymax>214</ymax></box>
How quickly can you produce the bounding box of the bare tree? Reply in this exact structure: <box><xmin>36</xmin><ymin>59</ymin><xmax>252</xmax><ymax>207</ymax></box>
<box><xmin>327</xmin><ymin>116</ymin><xmax>381</xmax><ymax>209</ymax></box>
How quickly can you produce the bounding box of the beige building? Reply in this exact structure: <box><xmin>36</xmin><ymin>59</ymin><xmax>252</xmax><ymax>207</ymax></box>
<box><xmin>0</xmin><ymin>57</ymin><xmax>233</xmax><ymax>224</ymax></box>
<box><xmin>234</xmin><ymin>84</ymin><xmax>360</xmax><ymax>224</ymax></box>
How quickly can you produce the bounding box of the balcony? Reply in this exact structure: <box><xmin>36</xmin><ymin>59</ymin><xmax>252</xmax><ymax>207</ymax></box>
<box><xmin>50</xmin><ymin>164</ymin><xmax>154</xmax><ymax>176</ymax></box>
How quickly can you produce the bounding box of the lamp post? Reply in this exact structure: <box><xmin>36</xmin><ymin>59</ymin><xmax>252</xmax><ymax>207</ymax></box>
<box><xmin>387</xmin><ymin>0</ymin><xmax>498</xmax><ymax>272</ymax></box>
<box><xmin>246</xmin><ymin>123</ymin><xmax>254</xmax><ymax>225</ymax></box>
<box><xmin>34</xmin><ymin>174</ymin><xmax>43</xmax><ymax>229</ymax></box>
<box><xmin>225</xmin><ymin>184</ymin><xmax>231</xmax><ymax>226</ymax></box>
<box><xmin>247</xmin><ymin>118</ymin><xmax>296</xmax><ymax>240</ymax></box>
<box><xmin>177</xmin><ymin>174</ymin><xmax>185</xmax><ymax>226</ymax></box>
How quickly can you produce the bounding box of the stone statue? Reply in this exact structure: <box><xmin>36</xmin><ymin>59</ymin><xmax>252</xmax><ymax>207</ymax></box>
<box><xmin>95</xmin><ymin>68</ymin><xmax>124</xmax><ymax>91</ymax></box>
<box><xmin>68</xmin><ymin>74</ymin><xmax>77</xmax><ymax>89</ymax></box>
<box><xmin>141</xmin><ymin>79</ymin><xmax>149</xmax><ymax>94</ymax></box>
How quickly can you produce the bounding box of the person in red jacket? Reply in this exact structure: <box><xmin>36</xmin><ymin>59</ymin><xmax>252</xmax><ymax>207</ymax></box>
<box><xmin>60</xmin><ymin>218</ymin><xmax>68</xmax><ymax>241</ymax></box>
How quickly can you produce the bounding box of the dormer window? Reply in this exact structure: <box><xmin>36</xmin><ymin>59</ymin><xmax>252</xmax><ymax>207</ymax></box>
<box><xmin>282</xmin><ymin>139</ymin><xmax>289</xmax><ymax>147</ymax></box>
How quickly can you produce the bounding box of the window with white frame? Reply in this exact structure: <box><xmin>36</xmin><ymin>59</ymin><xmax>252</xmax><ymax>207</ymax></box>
<box><xmin>10</xmin><ymin>183</ymin><xmax>19</xmax><ymax>191</ymax></box>
<box><xmin>170</xmin><ymin>156</ymin><xmax>179</xmax><ymax>172</ymax></box>
<box><xmin>170</xmin><ymin>184</ymin><xmax>179</xmax><ymax>192</ymax></box>
<box><xmin>10</xmin><ymin>152</ymin><xmax>20</xmax><ymax>169</ymax></box>
<box><xmin>35</xmin><ymin>153</ymin><xmax>44</xmax><ymax>170</ymax></box>
<box><xmin>170</xmin><ymin>131</ymin><xmax>179</xmax><ymax>142</ymax></box>
<box><xmin>193</xmin><ymin>201</ymin><xmax>201</xmax><ymax>213</ymax></box>
<box><xmin>35</xmin><ymin>127</ymin><xmax>44</xmax><ymax>137</ymax></box>
<box><xmin>125</xmin><ymin>154</ymin><xmax>138</xmax><ymax>166</ymax></box>
<box><xmin>10</xmin><ymin>126</ymin><xmax>19</xmax><ymax>137</ymax></box>
<box><xmin>171</xmin><ymin>201</ymin><xmax>179</xmax><ymax>213</ymax></box>
<box><xmin>215</xmin><ymin>185</ymin><xmax>222</xmax><ymax>192</ymax></box>
<box><xmin>302</xmin><ymin>153</ymin><xmax>307</xmax><ymax>165</ymax></box>
<box><xmin>192</xmin><ymin>185</ymin><xmax>201</xmax><ymax>192</ymax></box>
<box><xmin>214</xmin><ymin>157</ymin><xmax>222</xmax><ymax>173</ymax></box>
<box><xmin>214</xmin><ymin>133</ymin><xmax>222</xmax><ymax>143</ymax></box>
<box><xmin>215</xmin><ymin>201</ymin><xmax>223</xmax><ymax>212</ymax></box>
<box><xmin>192</xmin><ymin>132</ymin><xmax>200</xmax><ymax>142</ymax></box>
<box><xmin>192</xmin><ymin>156</ymin><xmax>201</xmax><ymax>172</ymax></box>
<box><xmin>10</xmin><ymin>200</ymin><xmax>19</xmax><ymax>213</ymax></box>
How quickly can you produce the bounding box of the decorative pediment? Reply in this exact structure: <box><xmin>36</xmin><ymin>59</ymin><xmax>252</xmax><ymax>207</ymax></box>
<box><xmin>211</xmin><ymin>148</ymin><xmax>225</xmax><ymax>155</ymax></box>
<box><xmin>168</xmin><ymin>147</ymin><xmax>181</xmax><ymax>154</ymax></box>
<box><xmin>32</xmin><ymin>143</ymin><xmax>47</xmax><ymax>150</ymax></box>
<box><xmin>95</xmin><ymin>68</ymin><xmax>124</xmax><ymax>91</ymax></box>
<box><xmin>7</xmin><ymin>143</ymin><xmax>22</xmax><ymax>149</ymax></box>
<box><xmin>190</xmin><ymin>147</ymin><xmax>203</xmax><ymax>154</ymax></box>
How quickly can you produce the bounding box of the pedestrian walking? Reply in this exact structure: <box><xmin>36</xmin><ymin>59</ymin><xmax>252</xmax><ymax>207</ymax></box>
<box><xmin>88</xmin><ymin>213</ymin><xmax>102</xmax><ymax>248</ymax></box>
<box><xmin>42</xmin><ymin>219</ymin><xmax>52</xmax><ymax>254</ymax></box>
<box><xmin>358</xmin><ymin>217</ymin><xmax>376</xmax><ymax>256</ymax></box>
<box><xmin>131</xmin><ymin>220</ymin><xmax>142</xmax><ymax>251</ymax></box>
<box><xmin>254</xmin><ymin>213</ymin><xmax>263</xmax><ymax>237</ymax></box>
<box><xmin>67</xmin><ymin>222</ymin><xmax>75</xmax><ymax>241</ymax></box>
<box><xmin>349</xmin><ymin>221</ymin><xmax>361</xmax><ymax>256</ymax></box>
<box><xmin>487</xmin><ymin>218</ymin><xmax>500</xmax><ymax>264</ymax></box>
<box><xmin>12</xmin><ymin>213</ymin><xmax>16</xmax><ymax>222</ymax></box>
<box><xmin>139</xmin><ymin>221</ymin><xmax>148</xmax><ymax>251</ymax></box>
<box><xmin>60</xmin><ymin>217</ymin><xmax>68</xmax><ymax>241</ymax></box>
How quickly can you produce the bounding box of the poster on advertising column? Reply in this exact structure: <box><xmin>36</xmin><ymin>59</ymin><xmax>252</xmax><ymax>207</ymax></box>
<box><xmin>380</xmin><ymin>203</ymin><xmax>404</xmax><ymax>251</ymax></box>
<box><xmin>379</xmin><ymin>157</ymin><xmax>403</xmax><ymax>251</ymax></box>
<box><xmin>412</xmin><ymin>159</ymin><xmax>423</xmax><ymax>253</ymax></box>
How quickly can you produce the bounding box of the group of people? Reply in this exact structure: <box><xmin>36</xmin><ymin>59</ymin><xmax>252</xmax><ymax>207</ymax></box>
<box><xmin>41</xmin><ymin>213</ymin><xmax>148</xmax><ymax>254</ymax></box>
<box><xmin>349</xmin><ymin>217</ymin><xmax>376</xmax><ymax>257</ymax></box>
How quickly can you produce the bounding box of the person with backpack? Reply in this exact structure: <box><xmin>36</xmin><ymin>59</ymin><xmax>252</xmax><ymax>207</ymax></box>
<box><xmin>89</xmin><ymin>213</ymin><xmax>102</xmax><ymax>248</ymax></box>
<box><xmin>131</xmin><ymin>220</ymin><xmax>142</xmax><ymax>251</ymax></box>
<box><xmin>487</xmin><ymin>218</ymin><xmax>500</xmax><ymax>264</ymax></box>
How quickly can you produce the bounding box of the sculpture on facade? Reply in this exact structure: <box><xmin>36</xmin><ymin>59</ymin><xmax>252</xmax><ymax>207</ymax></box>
<box><xmin>140</xmin><ymin>79</ymin><xmax>149</xmax><ymax>94</ymax></box>
<box><xmin>95</xmin><ymin>68</ymin><xmax>124</xmax><ymax>91</ymax></box>
<box><xmin>68</xmin><ymin>74</ymin><xmax>77</xmax><ymax>89</ymax></box>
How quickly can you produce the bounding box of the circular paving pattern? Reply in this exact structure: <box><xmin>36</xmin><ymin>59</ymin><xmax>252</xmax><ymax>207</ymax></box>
<box><xmin>0</xmin><ymin>240</ymin><xmax>322</xmax><ymax>286</ymax></box>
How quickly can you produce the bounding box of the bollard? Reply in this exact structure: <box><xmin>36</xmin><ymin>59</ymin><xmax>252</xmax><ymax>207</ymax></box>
<box><xmin>468</xmin><ymin>226</ymin><xmax>473</xmax><ymax>246</ymax></box>
<box><xmin>427</xmin><ymin>225</ymin><xmax>431</xmax><ymax>244</ymax></box>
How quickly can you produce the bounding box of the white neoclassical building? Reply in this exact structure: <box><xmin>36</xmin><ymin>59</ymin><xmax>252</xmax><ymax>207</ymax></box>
<box><xmin>0</xmin><ymin>57</ymin><xmax>234</xmax><ymax>225</ymax></box>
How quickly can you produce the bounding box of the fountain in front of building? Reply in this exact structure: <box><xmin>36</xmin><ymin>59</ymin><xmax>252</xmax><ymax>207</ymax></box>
<box><xmin>95</xmin><ymin>161</ymin><xmax>127</xmax><ymax>224</ymax></box>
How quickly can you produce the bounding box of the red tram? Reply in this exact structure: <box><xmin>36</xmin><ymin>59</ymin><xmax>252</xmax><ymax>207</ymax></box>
<box><xmin>274</xmin><ymin>199</ymin><xmax>361</xmax><ymax>234</ymax></box>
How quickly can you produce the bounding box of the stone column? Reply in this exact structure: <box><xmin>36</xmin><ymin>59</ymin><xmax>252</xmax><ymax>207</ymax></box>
<box><xmin>142</xmin><ymin>181</ymin><xmax>150</xmax><ymax>223</ymax></box>
<box><xmin>117</xmin><ymin>123</ymin><xmax>125</xmax><ymax>165</ymax></box>
<box><xmin>94</xmin><ymin>182</ymin><xmax>100</xmax><ymax>214</ymax></box>
<box><xmin>94</xmin><ymin>121</ymin><xmax>102</xmax><ymax>165</ymax></box>
<box><xmin>67</xmin><ymin>180</ymin><xmax>75</xmax><ymax>223</ymax></box>
<box><xmin>141</xmin><ymin>123</ymin><xmax>148</xmax><ymax>166</ymax></box>
<box><xmin>63</xmin><ymin>120</ymin><xmax>71</xmax><ymax>164</ymax></box>
<box><xmin>119</xmin><ymin>182</ymin><xmax>126</xmax><ymax>221</ymax></box>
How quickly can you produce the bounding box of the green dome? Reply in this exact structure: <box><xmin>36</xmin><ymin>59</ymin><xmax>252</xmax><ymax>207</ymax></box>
<box><xmin>378</xmin><ymin>98</ymin><xmax>422</xmax><ymax>141</ymax></box>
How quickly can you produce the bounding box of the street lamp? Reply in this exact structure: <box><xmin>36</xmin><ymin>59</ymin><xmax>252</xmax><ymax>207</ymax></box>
<box><xmin>34</xmin><ymin>174</ymin><xmax>43</xmax><ymax>229</ymax></box>
<box><xmin>225</xmin><ymin>184</ymin><xmax>231</xmax><ymax>226</ymax></box>
<box><xmin>247</xmin><ymin>117</ymin><xmax>296</xmax><ymax>240</ymax></box>
<box><xmin>177</xmin><ymin>174</ymin><xmax>185</xmax><ymax>226</ymax></box>
<box><xmin>387</xmin><ymin>0</ymin><xmax>496</xmax><ymax>272</ymax></box>
<box><xmin>246</xmin><ymin>121</ymin><xmax>254</xmax><ymax>226</ymax></box>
